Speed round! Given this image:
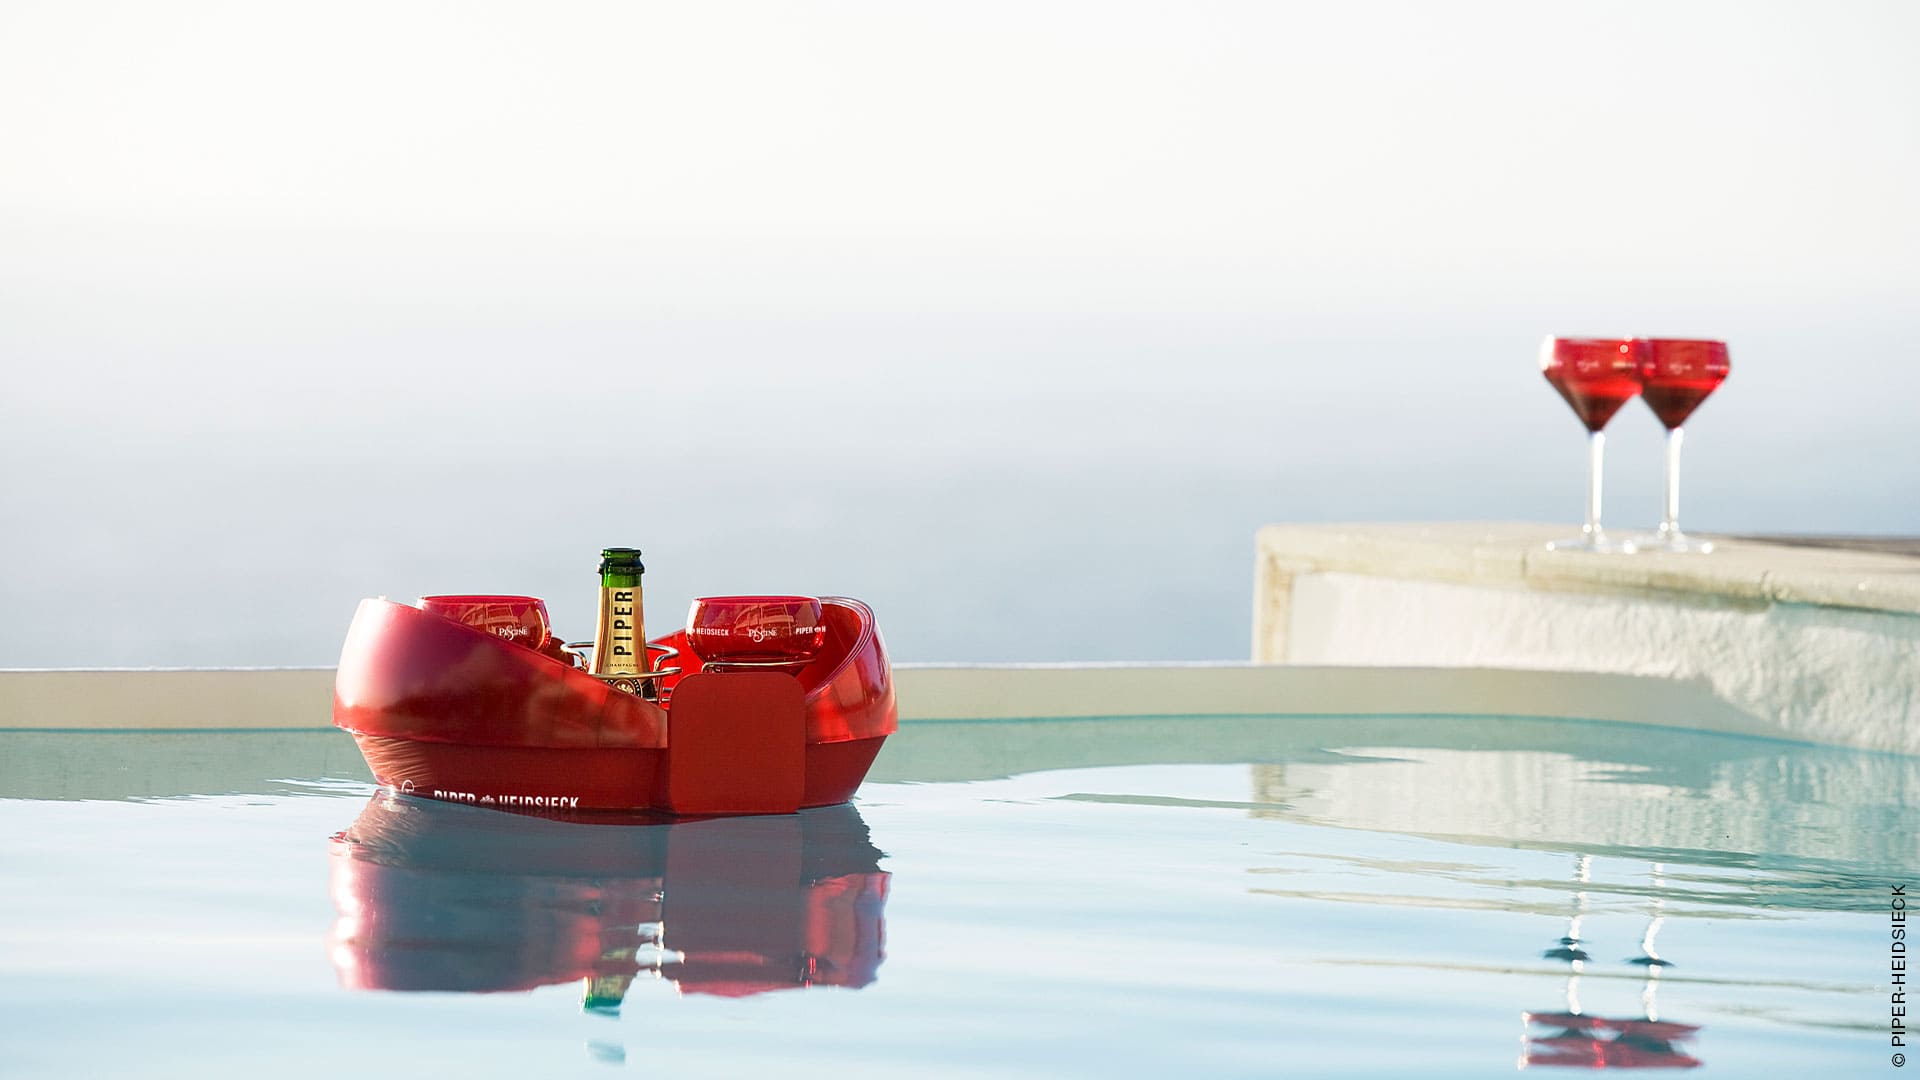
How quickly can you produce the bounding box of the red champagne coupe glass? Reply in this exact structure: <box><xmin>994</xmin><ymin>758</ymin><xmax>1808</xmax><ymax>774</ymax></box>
<box><xmin>1540</xmin><ymin>337</ymin><xmax>1647</xmax><ymax>553</ymax></box>
<box><xmin>419</xmin><ymin>595</ymin><xmax>552</xmax><ymax>650</ymax></box>
<box><xmin>685</xmin><ymin>595</ymin><xmax>827</xmax><ymax>672</ymax></box>
<box><xmin>1637</xmin><ymin>339</ymin><xmax>1730</xmax><ymax>553</ymax></box>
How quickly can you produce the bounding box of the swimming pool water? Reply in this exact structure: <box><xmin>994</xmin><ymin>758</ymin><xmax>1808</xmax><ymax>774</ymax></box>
<box><xmin>0</xmin><ymin>716</ymin><xmax>1909</xmax><ymax>1077</ymax></box>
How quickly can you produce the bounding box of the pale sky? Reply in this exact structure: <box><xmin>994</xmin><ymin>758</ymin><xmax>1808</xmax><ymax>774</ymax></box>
<box><xmin>2</xmin><ymin>1</ymin><xmax>1914</xmax><ymax>309</ymax></box>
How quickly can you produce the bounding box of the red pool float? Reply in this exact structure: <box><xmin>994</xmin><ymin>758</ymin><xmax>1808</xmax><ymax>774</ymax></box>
<box><xmin>333</xmin><ymin>595</ymin><xmax>895</xmax><ymax>815</ymax></box>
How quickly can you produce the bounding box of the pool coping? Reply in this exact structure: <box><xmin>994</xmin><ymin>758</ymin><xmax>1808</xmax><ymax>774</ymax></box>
<box><xmin>1254</xmin><ymin>522</ymin><xmax>1920</xmax><ymax>661</ymax></box>
<box><xmin>0</xmin><ymin>663</ymin><xmax>1787</xmax><ymax>746</ymax></box>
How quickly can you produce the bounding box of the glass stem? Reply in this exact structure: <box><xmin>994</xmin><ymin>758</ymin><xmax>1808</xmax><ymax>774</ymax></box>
<box><xmin>1585</xmin><ymin>430</ymin><xmax>1605</xmax><ymax>538</ymax></box>
<box><xmin>1662</xmin><ymin>427</ymin><xmax>1684</xmax><ymax>537</ymax></box>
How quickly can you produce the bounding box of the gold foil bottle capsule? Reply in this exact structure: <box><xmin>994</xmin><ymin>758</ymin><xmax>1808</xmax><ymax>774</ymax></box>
<box><xmin>591</xmin><ymin>548</ymin><xmax>648</xmax><ymax>689</ymax></box>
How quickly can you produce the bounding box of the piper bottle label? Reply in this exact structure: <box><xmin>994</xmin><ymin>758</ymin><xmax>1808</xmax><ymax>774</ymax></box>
<box><xmin>592</xmin><ymin>547</ymin><xmax>647</xmax><ymax>679</ymax></box>
<box><xmin>609</xmin><ymin>589</ymin><xmax>636</xmax><ymax>663</ymax></box>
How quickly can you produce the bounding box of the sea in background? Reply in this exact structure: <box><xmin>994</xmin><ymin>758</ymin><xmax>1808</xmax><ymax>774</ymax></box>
<box><xmin>2</xmin><ymin>2</ymin><xmax>1916</xmax><ymax>668</ymax></box>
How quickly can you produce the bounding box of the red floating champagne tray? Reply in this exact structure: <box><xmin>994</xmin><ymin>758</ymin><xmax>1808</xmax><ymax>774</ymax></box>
<box><xmin>333</xmin><ymin>596</ymin><xmax>896</xmax><ymax>816</ymax></box>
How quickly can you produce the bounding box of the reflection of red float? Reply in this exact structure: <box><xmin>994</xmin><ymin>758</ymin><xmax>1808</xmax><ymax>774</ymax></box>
<box><xmin>328</xmin><ymin>794</ymin><xmax>889</xmax><ymax>1006</ymax></box>
<box><xmin>333</xmin><ymin>596</ymin><xmax>895</xmax><ymax>815</ymax></box>
<box><xmin>1521</xmin><ymin>1012</ymin><xmax>1703</xmax><ymax>1070</ymax></box>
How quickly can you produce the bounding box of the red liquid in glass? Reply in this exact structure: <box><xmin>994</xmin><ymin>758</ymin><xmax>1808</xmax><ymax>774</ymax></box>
<box><xmin>686</xmin><ymin>595</ymin><xmax>827</xmax><ymax>666</ymax></box>
<box><xmin>1541</xmin><ymin>338</ymin><xmax>1645</xmax><ymax>432</ymax></box>
<box><xmin>1639</xmin><ymin>338</ymin><xmax>1729</xmax><ymax>429</ymax></box>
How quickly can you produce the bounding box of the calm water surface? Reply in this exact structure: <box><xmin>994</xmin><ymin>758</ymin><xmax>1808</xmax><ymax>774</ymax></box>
<box><xmin>0</xmin><ymin>716</ymin><xmax>1909</xmax><ymax>1077</ymax></box>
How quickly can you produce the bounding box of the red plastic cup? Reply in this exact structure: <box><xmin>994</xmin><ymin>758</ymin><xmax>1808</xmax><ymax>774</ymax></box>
<box><xmin>419</xmin><ymin>595</ymin><xmax>552</xmax><ymax>651</ymax></box>
<box><xmin>686</xmin><ymin>596</ymin><xmax>826</xmax><ymax>667</ymax></box>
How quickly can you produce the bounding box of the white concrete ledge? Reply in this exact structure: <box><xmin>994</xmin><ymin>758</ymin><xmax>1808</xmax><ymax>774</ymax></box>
<box><xmin>0</xmin><ymin>668</ymin><xmax>338</xmax><ymax>730</ymax></box>
<box><xmin>1254</xmin><ymin>522</ymin><xmax>1920</xmax><ymax>754</ymax></box>
<box><xmin>1255</xmin><ymin>522</ymin><xmax>1920</xmax><ymax>626</ymax></box>
<box><xmin>0</xmin><ymin>663</ymin><xmax>1785</xmax><ymax>747</ymax></box>
<box><xmin>892</xmin><ymin>662</ymin><xmax>1774</xmax><ymax>738</ymax></box>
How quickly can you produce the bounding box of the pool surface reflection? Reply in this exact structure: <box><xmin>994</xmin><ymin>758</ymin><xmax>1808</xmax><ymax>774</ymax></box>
<box><xmin>0</xmin><ymin>715</ymin><xmax>1907</xmax><ymax>1077</ymax></box>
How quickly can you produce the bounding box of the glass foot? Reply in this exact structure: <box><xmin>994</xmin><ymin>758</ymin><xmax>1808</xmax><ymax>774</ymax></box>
<box><xmin>1545</xmin><ymin>531</ymin><xmax>1638</xmax><ymax>554</ymax></box>
<box><xmin>1626</xmin><ymin>530</ymin><xmax>1716</xmax><ymax>554</ymax></box>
